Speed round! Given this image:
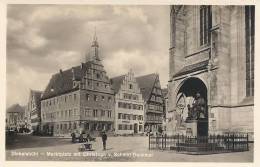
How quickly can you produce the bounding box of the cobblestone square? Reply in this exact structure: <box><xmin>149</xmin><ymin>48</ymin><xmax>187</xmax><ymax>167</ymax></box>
<box><xmin>6</xmin><ymin>134</ymin><xmax>253</xmax><ymax>162</ymax></box>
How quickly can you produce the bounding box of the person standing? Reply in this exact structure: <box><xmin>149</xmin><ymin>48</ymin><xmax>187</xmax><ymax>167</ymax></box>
<box><xmin>101</xmin><ymin>131</ymin><xmax>107</xmax><ymax>150</ymax></box>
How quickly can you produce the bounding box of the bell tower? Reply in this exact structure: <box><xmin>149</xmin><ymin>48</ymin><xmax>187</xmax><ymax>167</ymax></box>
<box><xmin>91</xmin><ymin>30</ymin><xmax>100</xmax><ymax>61</ymax></box>
<box><xmin>85</xmin><ymin>29</ymin><xmax>101</xmax><ymax>62</ymax></box>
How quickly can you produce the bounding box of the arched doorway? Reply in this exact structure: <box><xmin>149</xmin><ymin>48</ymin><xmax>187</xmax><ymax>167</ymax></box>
<box><xmin>175</xmin><ymin>77</ymin><xmax>208</xmax><ymax>136</ymax></box>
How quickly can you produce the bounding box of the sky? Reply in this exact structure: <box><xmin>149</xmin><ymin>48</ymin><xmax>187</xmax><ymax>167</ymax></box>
<box><xmin>6</xmin><ymin>5</ymin><xmax>170</xmax><ymax>108</ymax></box>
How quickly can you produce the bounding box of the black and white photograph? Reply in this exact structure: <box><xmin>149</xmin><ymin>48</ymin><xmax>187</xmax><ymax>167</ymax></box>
<box><xmin>2</xmin><ymin>0</ymin><xmax>257</xmax><ymax>165</ymax></box>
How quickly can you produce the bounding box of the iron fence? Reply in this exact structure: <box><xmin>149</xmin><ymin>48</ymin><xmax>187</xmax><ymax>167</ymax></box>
<box><xmin>148</xmin><ymin>133</ymin><xmax>249</xmax><ymax>153</ymax></box>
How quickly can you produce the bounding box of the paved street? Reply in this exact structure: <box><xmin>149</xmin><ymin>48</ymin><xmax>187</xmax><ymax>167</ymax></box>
<box><xmin>6</xmin><ymin>134</ymin><xmax>253</xmax><ymax>162</ymax></box>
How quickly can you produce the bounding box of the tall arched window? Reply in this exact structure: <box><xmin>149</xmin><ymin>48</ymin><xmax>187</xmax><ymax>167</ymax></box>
<box><xmin>199</xmin><ymin>6</ymin><xmax>212</xmax><ymax>46</ymax></box>
<box><xmin>245</xmin><ymin>6</ymin><xmax>255</xmax><ymax>96</ymax></box>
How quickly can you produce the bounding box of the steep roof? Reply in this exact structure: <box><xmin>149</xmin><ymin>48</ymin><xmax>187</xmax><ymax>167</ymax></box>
<box><xmin>7</xmin><ymin>104</ymin><xmax>25</xmax><ymax>113</ymax></box>
<box><xmin>30</xmin><ymin>90</ymin><xmax>43</xmax><ymax>108</ymax></box>
<box><xmin>136</xmin><ymin>73</ymin><xmax>158</xmax><ymax>102</ymax></box>
<box><xmin>110</xmin><ymin>75</ymin><xmax>126</xmax><ymax>93</ymax></box>
<box><xmin>41</xmin><ymin>62</ymin><xmax>91</xmax><ymax>99</ymax></box>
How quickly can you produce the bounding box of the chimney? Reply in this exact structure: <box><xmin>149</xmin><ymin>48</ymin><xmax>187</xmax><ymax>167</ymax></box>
<box><xmin>59</xmin><ymin>69</ymin><xmax>63</xmax><ymax>74</ymax></box>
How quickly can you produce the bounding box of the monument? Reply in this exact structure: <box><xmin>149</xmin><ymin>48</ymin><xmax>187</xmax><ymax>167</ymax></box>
<box><xmin>185</xmin><ymin>93</ymin><xmax>208</xmax><ymax>137</ymax></box>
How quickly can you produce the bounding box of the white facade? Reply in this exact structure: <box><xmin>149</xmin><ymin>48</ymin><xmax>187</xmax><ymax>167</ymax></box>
<box><xmin>113</xmin><ymin>71</ymin><xmax>145</xmax><ymax>135</ymax></box>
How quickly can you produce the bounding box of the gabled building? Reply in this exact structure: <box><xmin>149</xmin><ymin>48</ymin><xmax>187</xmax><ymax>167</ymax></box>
<box><xmin>6</xmin><ymin>104</ymin><xmax>25</xmax><ymax>131</ymax></box>
<box><xmin>111</xmin><ymin>70</ymin><xmax>145</xmax><ymax>135</ymax></box>
<box><xmin>41</xmin><ymin>35</ymin><xmax>115</xmax><ymax>136</ymax></box>
<box><xmin>25</xmin><ymin>90</ymin><xmax>42</xmax><ymax>132</ymax></box>
<box><xmin>136</xmin><ymin>74</ymin><xmax>164</xmax><ymax>133</ymax></box>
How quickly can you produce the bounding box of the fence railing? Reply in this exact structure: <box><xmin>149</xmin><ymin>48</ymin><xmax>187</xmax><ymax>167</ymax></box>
<box><xmin>148</xmin><ymin>133</ymin><xmax>249</xmax><ymax>153</ymax></box>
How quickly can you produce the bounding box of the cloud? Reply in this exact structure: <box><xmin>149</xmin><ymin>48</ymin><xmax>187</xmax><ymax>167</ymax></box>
<box><xmin>6</xmin><ymin>5</ymin><xmax>170</xmax><ymax>107</ymax></box>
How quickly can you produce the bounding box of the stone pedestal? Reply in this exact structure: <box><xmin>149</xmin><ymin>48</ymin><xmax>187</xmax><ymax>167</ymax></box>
<box><xmin>185</xmin><ymin>119</ymin><xmax>198</xmax><ymax>136</ymax></box>
<box><xmin>185</xmin><ymin>118</ymin><xmax>208</xmax><ymax>137</ymax></box>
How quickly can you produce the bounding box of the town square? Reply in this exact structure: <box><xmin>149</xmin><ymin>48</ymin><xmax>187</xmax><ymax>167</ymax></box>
<box><xmin>5</xmin><ymin>3</ymin><xmax>254</xmax><ymax>163</ymax></box>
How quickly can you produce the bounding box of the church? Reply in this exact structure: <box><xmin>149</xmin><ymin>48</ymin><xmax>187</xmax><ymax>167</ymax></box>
<box><xmin>166</xmin><ymin>5</ymin><xmax>254</xmax><ymax>139</ymax></box>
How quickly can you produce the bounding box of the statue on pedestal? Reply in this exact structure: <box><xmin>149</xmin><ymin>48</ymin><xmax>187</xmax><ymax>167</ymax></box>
<box><xmin>186</xmin><ymin>92</ymin><xmax>206</xmax><ymax>120</ymax></box>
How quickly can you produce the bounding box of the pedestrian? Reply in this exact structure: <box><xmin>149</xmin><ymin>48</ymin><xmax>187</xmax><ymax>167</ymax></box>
<box><xmin>101</xmin><ymin>131</ymin><xmax>107</xmax><ymax>150</ymax></box>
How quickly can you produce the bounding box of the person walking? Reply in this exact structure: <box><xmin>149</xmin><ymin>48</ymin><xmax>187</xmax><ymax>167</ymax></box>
<box><xmin>101</xmin><ymin>131</ymin><xmax>107</xmax><ymax>150</ymax></box>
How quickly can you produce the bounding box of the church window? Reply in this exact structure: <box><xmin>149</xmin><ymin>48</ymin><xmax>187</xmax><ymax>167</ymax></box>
<box><xmin>199</xmin><ymin>6</ymin><xmax>212</xmax><ymax>46</ymax></box>
<box><xmin>245</xmin><ymin>5</ymin><xmax>255</xmax><ymax>96</ymax></box>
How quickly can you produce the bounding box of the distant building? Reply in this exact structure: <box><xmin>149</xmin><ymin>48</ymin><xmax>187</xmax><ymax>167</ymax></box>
<box><xmin>40</xmin><ymin>34</ymin><xmax>115</xmax><ymax>136</ymax></box>
<box><xmin>6</xmin><ymin>104</ymin><xmax>25</xmax><ymax>131</ymax></box>
<box><xmin>111</xmin><ymin>70</ymin><xmax>145</xmax><ymax>135</ymax></box>
<box><xmin>167</xmin><ymin>6</ymin><xmax>254</xmax><ymax>137</ymax></box>
<box><xmin>136</xmin><ymin>74</ymin><xmax>164</xmax><ymax>133</ymax></box>
<box><xmin>25</xmin><ymin>90</ymin><xmax>42</xmax><ymax>132</ymax></box>
<box><xmin>161</xmin><ymin>88</ymin><xmax>168</xmax><ymax>132</ymax></box>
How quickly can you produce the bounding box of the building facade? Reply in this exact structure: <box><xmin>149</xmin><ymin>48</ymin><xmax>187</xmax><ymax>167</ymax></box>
<box><xmin>6</xmin><ymin>104</ymin><xmax>25</xmax><ymax>131</ymax></box>
<box><xmin>167</xmin><ymin>6</ymin><xmax>254</xmax><ymax>138</ymax></box>
<box><xmin>136</xmin><ymin>74</ymin><xmax>164</xmax><ymax>133</ymax></box>
<box><xmin>41</xmin><ymin>35</ymin><xmax>115</xmax><ymax>136</ymax></box>
<box><xmin>26</xmin><ymin>90</ymin><xmax>42</xmax><ymax>132</ymax></box>
<box><xmin>111</xmin><ymin>70</ymin><xmax>145</xmax><ymax>135</ymax></box>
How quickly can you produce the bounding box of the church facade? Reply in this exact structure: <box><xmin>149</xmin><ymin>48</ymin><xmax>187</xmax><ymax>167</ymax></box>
<box><xmin>167</xmin><ymin>6</ymin><xmax>254</xmax><ymax>138</ymax></box>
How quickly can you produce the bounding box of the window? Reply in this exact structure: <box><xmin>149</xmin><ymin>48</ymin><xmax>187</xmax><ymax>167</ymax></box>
<box><xmin>102</xmin><ymin>96</ymin><xmax>105</xmax><ymax>101</ymax></box>
<box><xmin>96</xmin><ymin>73</ymin><xmax>100</xmax><ymax>79</ymax></box>
<box><xmin>118</xmin><ymin>113</ymin><xmax>122</xmax><ymax>119</ymax></box>
<box><xmin>93</xmin><ymin>110</ymin><xmax>98</xmax><ymax>117</ymax></box>
<box><xmin>101</xmin><ymin>110</ymin><xmax>105</xmax><ymax>117</ymax></box>
<box><xmin>129</xmin><ymin>84</ymin><xmax>133</xmax><ymax>89</ymax></box>
<box><xmin>94</xmin><ymin>95</ymin><xmax>98</xmax><ymax>101</ymax></box>
<box><xmin>199</xmin><ymin>6</ymin><xmax>212</xmax><ymax>46</ymax></box>
<box><xmin>108</xmin><ymin>96</ymin><xmax>112</xmax><ymax>102</ymax></box>
<box><xmin>107</xmin><ymin>111</ymin><xmax>112</xmax><ymax>118</ymax></box>
<box><xmin>123</xmin><ymin>114</ymin><xmax>126</xmax><ymax>119</ymax></box>
<box><xmin>118</xmin><ymin>124</ymin><xmax>122</xmax><ymax>130</ymax></box>
<box><xmin>139</xmin><ymin>125</ymin><xmax>142</xmax><ymax>131</ymax></box>
<box><xmin>245</xmin><ymin>5</ymin><xmax>255</xmax><ymax>96</ymax></box>
<box><xmin>86</xmin><ymin>94</ymin><xmax>90</xmax><ymax>101</ymax></box>
<box><xmin>74</xmin><ymin>94</ymin><xmax>77</xmax><ymax>100</ymax></box>
<box><xmin>74</xmin><ymin>109</ymin><xmax>77</xmax><ymax>116</ymax></box>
